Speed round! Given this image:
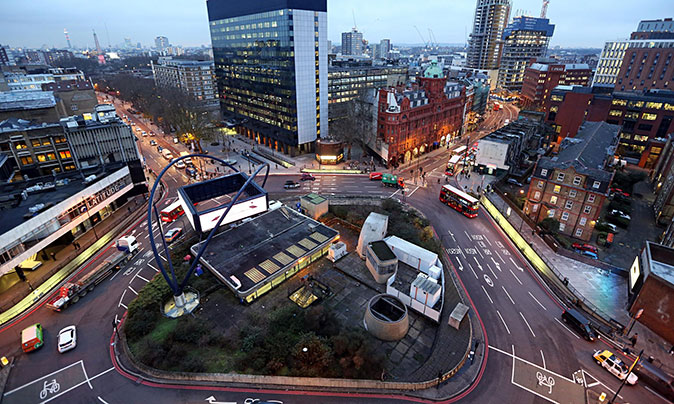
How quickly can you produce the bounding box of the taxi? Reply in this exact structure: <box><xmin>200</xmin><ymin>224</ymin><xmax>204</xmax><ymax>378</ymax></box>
<box><xmin>593</xmin><ymin>350</ymin><xmax>638</xmax><ymax>385</ymax></box>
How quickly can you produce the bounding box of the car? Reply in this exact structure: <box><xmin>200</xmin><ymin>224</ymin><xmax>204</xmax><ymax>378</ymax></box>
<box><xmin>141</xmin><ymin>131</ymin><xmax>147</xmax><ymax>137</ymax></box>
<box><xmin>300</xmin><ymin>173</ymin><xmax>316</xmax><ymax>181</ymax></box>
<box><xmin>609</xmin><ymin>210</ymin><xmax>631</xmax><ymax>220</ymax></box>
<box><xmin>174</xmin><ymin>160</ymin><xmax>186</xmax><ymax>169</ymax></box>
<box><xmin>369</xmin><ymin>172</ymin><xmax>383</xmax><ymax>181</ymax></box>
<box><xmin>220</xmin><ymin>158</ymin><xmax>237</xmax><ymax>166</ymax></box>
<box><xmin>561</xmin><ymin>308</ymin><xmax>596</xmax><ymax>341</ymax></box>
<box><xmin>593</xmin><ymin>350</ymin><xmax>638</xmax><ymax>385</ymax></box>
<box><xmin>149</xmin><ymin>132</ymin><xmax>155</xmax><ymax>136</ymax></box>
<box><xmin>506</xmin><ymin>178</ymin><xmax>523</xmax><ymax>187</ymax></box>
<box><xmin>164</xmin><ymin>228</ymin><xmax>183</xmax><ymax>243</ymax></box>
<box><xmin>150</xmin><ymin>140</ymin><xmax>157</xmax><ymax>146</ymax></box>
<box><xmin>244</xmin><ymin>399</ymin><xmax>283</xmax><ymax>404</ymax></box>
<box><xmin>576</xmin><ymin>250</ymin><xmax>598</xmax><ymax>259</ymax></box>
<box><xmin>57</xmin><ymin>325</ymin><xmax>77</xmax><ymax>353</ymax></box>
<box><xmin>599</xmin><ymin>221</ymin><xmax>618</xmax><ymax>232</ymax></box>
<box><xmin>284</xmin><ymin>180</ymin><xmax>300</xmax><ymax>189</ymax></box>
<box><xmin>572</xmin><ymin>243</ymin><xmax>598</xmax><ymax>254</ymax></box>
<box><xmin>173</xmin><ymin>137</ymin><xmax>179</xmax><ymax>144</ymax></box>
<box><xmin>157</xmin><ymin>145</ymin><xmax>163</xmax><ymax>152</ymax></box>
<box><xmin>186</xmin><ymin>167</ymin><xmax>198</xmax><ymax>178</ymax></box>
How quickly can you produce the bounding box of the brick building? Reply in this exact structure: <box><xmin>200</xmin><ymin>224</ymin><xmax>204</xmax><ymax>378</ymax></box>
<box><xmin>652</xmin><ymin>134</ymin><xmax>674</xmax><ymax>226</ymax></box>
<box><xmin>372</xmin><ymin>61</ymin><xmax>466</xmax><ymax>166</ymax></box>
<box><xmin>520</xmin><ymin>58</ymin><xmax>592</xmax><ymax>109</ymax></box>
<box><xmin>524</xmin><ymin>121</ymin><xmax>618</xmax><ymax>241</ymax></box>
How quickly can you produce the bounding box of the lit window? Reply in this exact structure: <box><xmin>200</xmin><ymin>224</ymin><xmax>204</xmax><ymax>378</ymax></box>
<box><xmin>553</xmin><ymin>185</ymin><xmax>561</xmax><ymax>193</ymax></box>
<box><xmin>583</xmin><ymin>205</ymin><xmax>592</xmax><ymax>214</ymax></box>
<box><xmin>641</xmin><ymin>112</ymin><xmax>657</xmax><ymax>120</ymax></box>
<box><xmin>550</xmin><ymin>196</ymin><xmax>558</xmax><ymax>205</ymax></box>
<box><xmin>579</xmin><ymin>217</ymin><xmax>587</xmax><ymax>226</ymax></box>
<box><xmin>532</xmin><ymin>204</ymin><xmax>539</xmax><ymax>212</ymax></box>
<box><xmin>592</xmin><ymin>181</ymin><xmax>601</xmax><ymax>189</ymax></box>
<box><xmin>548</xmin><ymin>209</ymin><xmax>555</xmax><ymax>218</ymax></box>
<box><xmin>534</xmin><ymin>191</ymin><xmax>541</xmax><ymax>199</ymax></box>
<box><xmin>537</xmin><ymin>181</ymin><xmax>544</xmax><ymax>189</ymax></box>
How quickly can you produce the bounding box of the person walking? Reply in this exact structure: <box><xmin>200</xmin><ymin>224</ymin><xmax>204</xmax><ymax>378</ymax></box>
<box><xmin>50</xmin><ymin>252</ymin><xmax>56</xmax><ymax>261</ymax></box>
<box><xmin>630</xmin><ymin>333</ymin><xmax>638</xmax><ymax>347</ymax></box>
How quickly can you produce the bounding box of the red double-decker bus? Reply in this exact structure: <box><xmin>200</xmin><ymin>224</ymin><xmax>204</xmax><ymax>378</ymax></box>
<box><xmin>445</xmin><ymin>155</ymin><xmax>462</xmax><ymax>176</ymax></box>
<box><xmin>160</xmin><ymin>201</ymin><xmax>185</xmax><ymax>222</ymax></box>
<box><xmin>439</xmin><ymin>185</ymin><xmax>479</xmax><ymax>218</ymax></box>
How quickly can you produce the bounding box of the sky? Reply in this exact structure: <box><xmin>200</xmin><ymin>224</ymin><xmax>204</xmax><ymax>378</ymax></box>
<box><xmin>1</xmin><ymin>0</ymin><xmax>672</xmax><ymax>50</ymax></box>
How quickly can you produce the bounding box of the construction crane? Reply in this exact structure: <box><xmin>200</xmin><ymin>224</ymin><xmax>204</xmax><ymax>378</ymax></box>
<box><xmin>540</xmin><ymin>0</ymin><xmax>550</xmax><ymax>18</ymax></box>
<box><xmin>414</xmin><ymin>26</ymin><xmax>429</xmax><ymax>49</ymax></box>
<box><xmin>352</xmin><ymin>9</ymin><xmax>357</xmax><ymax>30</ymax></box>
<box><xmin>64</xmin><ymin>28</ymin><xmax>72</xmax><ymax>49</ymax></box>
<box><xmin>428</xmin><ymin>29</ymin><xmax>439</xmax><ymax>49</ymax></box>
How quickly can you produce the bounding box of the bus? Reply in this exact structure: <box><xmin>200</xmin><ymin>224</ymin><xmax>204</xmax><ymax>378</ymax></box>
<box><xmin>493</xmin><ymin>102</ymin><xmax>501</xmax><ymax>111</ymax></box>
<box><xmin>445</xmin><ymin>155</ymin><xmax>462</xmax><ymax>176</ymax></box>
<box><xmin>452</xmin><ymin>145</ymin><xmax>467</xmax><ymax>156</ymax></box>
<box><xmin>439</xmin><ymin>184</ymin><xmax>479</xmax><ymax>218</ymax></box>
<box><xmin>160</xmin><ymin>200</ymin><xmax>185</xmax><ymax>222</ymax></box>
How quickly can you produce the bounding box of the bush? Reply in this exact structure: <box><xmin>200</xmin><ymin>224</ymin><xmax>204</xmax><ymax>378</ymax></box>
<box><xmin>539</xmin><ymin>218</ymin><xmax>560</xmax><ymax>234</ymax></box>
<box><xmin>124</xmin><ymin>308</ymin><xmax>160</xmax><ymax>341</ymax></box>
<box><xmin>554</xmin><ymin>234</ymin><xmax>573</xmax><ymax>250</ymax></box>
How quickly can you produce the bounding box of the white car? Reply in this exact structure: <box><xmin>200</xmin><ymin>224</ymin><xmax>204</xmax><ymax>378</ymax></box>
<box><xmin>57</xmin><ymin>325</ymin><xmax>77</xmax><ymax>353</ymax></box>
<box><xmin>593</xmin><ymin>350</ymin><xmax>638</xmax><ymax>385</ymax></box>
<box><xmin>174</xmin><ymin>160</ymin><xmax>186</xmax><ymax>169</ymax></box>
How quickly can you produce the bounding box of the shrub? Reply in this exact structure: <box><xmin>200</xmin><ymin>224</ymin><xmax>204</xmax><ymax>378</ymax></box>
<box><xmin>539</xmin><ymin>218</ymin><xmax>560</xmax><ymax>234</ymax></box>
<box><xmin>554</xmin><ymin>234</ymin><xmax>573</xmax><ymax>250</ymax></box>
<box><xmin>182</xmin><ymin>355</ymin><xmax>206</xmax><ymax>373</ymax></box>
<box><xmin>124</xmin><ymin>308</ymin><xmax>160</xmax><ymax>341</ymax></box>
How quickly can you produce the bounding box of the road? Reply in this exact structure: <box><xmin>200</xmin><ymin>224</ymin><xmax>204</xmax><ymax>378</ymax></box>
<box><xmin>0</xmin><ymin>100</ymin><xmax>665</xmax><ymax>404</ymax></box>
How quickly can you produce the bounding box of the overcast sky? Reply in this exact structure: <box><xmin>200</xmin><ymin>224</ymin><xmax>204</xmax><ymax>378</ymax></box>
<box><xmin>1</xmin><ymin>0</ymin><xmax>671</xmax><ymax>49</ymax></box>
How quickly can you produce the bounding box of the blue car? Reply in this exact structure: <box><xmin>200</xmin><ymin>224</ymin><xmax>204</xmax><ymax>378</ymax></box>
<box><xmin>576</xmin><ymin>249</ymin><xmax>598</xmax><ymax>259</ymax></box>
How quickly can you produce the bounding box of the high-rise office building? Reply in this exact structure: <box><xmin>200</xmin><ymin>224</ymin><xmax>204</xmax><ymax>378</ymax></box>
<box><xmin>207</xmin><ymin>1</ymin><xmax>328</xmax><ymax>155</ymax></box>
<box><xmin>342</xmin><ymin>28</ymin><xmax>363</xmax><ymax>56</ymax></box>
<box><xmin>592</xmin><ymin>40</ymin><xmax>629</xmax><ymax>86</ymax></box>
<box><xmin>379</xmin><ymin>39</ymin><xmax>391</xmax><ymax>59</ymax></box>
<box><xmin>154</xmin><ymin>36</ymin><xmax>169</xmax><ymax>51</ymax></box>
<box><xmin>497</xmin><ymin>15</ymin><xmax>554</xmax><ymax>91</ymax></box>
<box><xmin>467</xmin><ymin>0</ymin><xmax>512</xmax><ymax>71</ymax></box>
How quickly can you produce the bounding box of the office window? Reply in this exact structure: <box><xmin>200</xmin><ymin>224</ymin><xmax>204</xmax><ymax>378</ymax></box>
<box><xmin>548</xmin><ymin>209</ymin><xmax>555</xmax><ymax>218</ymax></box>
<box><xmin>565</xmin><ymin>201</ymin><xmax>574</xmax><ymax>210</ymax></box>
<box><xmin>550</xmin><ymin>196</ymin><xmax>558</xmax><ymax>205</ymax></box>
<box><xmin>537</xmin><ymin>181</ymin><xmax>544</xmax><ymax>189</ymax></box>
<box><xmin>540</xmin><ymin>168</ymin><xmax>548</xmax><ymax>176</ymax></box>
<box><xmin>569</xmin><ymin>189</ymin><xmax>577</xmax><ymax>198</ymax></box>
<box><xmin>532</xmin><ymin>204</ymin><xmax>539</xmax><ymax>212</ymax></box>
<box><xmin>583</xmin><ymin>205</ymin><xmax>592</xmax><ymax>214</ymax></box>
<box><xmin>557</xmin><ymin>172</ymin><xmax>565</xmax><ymax>181</ymax></box>
<box><xmin>20</xmin><ymin>156</ymin><xmax>34</xmax><ymax>164</ymax></box>
<box><xmin>553</xmin><ymin>185</ymin><xmax>561</xmax><ymax>194</ymax></box>
<box><xmin>561</xmin><ymin>212</ymin><xmax>569</xmax><ymax>221</ymax></box>
<box><xmin>534</xmin><ymin>191</ymin><xmax>541</xmax><ymax>199</ymax></box>
<box><xmin>588</xmin><ymin>194</ymin><xmax>596</xmax><ymax>203</ymax></box>
<box><xmin>592</xmin><ymin>181</ymin><xmax>601</xmax><ymax>189</ymax></box>
<box><xmin>573</xmin><ymin>176</ymin><xmax>582</xmax><ymax>186</ymax></box>
<box><xmin>59</xmin><ymin>150</ymin><xmax>72</xmax><ymax>159</ymax></box>
<box><xmin>575</xmin><ymin>228</ymin><xmax>583</xmax><ymax>237</ymax></box>
<box><xmin>579</xmin><ymin>217</ymin><xmax>587</xmax><ymax>226</ymax></box>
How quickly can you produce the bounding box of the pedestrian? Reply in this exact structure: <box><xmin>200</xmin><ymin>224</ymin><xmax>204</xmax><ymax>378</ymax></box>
<box><xmin>669</xmin><ymin>346</ymin><xmax>674</xmax><ymax>356</ymax></box>
<box><xmin>50</xmin><ymin>252</ymin><xmax>56</xmax><ymax>261</ymax></box>
<box><xmin>630</xmin><ymin>333</ymin><xmax>638</xmax><ymax>347</ymax></box>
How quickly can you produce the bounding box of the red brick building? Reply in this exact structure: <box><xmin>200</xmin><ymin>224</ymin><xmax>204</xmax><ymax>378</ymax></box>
<box><xmin>524</xmin><ymin>121</ymin><xmax>618</xmax><ymax>241</ymax></box>
<box><xmin>374</xmin><ymin>61</ymin><xmax>466</xmax><ymax>166</ymax></box>
<box><xmin>520</xmin><ymin>58</ymin><xmax>592</xmax><ymax>109</ymax></box>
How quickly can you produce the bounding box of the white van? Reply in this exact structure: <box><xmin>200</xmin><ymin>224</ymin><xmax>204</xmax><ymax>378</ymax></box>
<box><xmin>162</xmin><ymin>149</ymin><xmax>173</xmax><ymax>160</ymax></box>
<box><xmin>179</xmin><ymin>152</ymin><xmax>193</xmax><ymax>166</ymax></box>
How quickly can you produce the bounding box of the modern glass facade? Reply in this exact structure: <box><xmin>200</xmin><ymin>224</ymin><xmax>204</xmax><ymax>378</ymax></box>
<box><xmin>207</xmin><ymin>0</ymin><xmax>328</xmax><ymax>155</ymax></box>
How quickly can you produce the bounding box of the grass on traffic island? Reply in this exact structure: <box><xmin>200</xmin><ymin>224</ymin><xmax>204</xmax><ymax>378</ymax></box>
<box><xmin>124</xmin><ymin>199</ymin><xmax>440</xmax><ymax>378</ymax></box>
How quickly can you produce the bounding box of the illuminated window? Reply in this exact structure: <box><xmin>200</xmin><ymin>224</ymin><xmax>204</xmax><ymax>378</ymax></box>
<box><xmin>553</xmin><ymin>185</ymin><xmax>561</xmax><ymax>194</ymax></box>
<box><xmin>592</xmin><ymin>181</ymin><xmax>600</xmax><ymax>189</ymax></box>
<box><xmin>641</xmin><ymin>112</ymin><xmax>657</xmax><ymax>120</ymax></box>
<box><xmin>548</xmin><ymin>209</ymin><xmax>555</xmax><ymax>218</ymax></box>
<box><xmin>36</xmin><ymin>154</ymin><xmax>47</xmax><ymax>162</ymax></box>
<box><xmin>584</xmin><ymin>205</ymin><xmax>592</xmax><ymax>214</ymax></box>
<box><xmin>612</xmin><ymin>98</ymin><xmax>627</xmax><ymax>106</ymax></box>
<box><xmin>534</xmin><ymin>191</ymin><xmax>541</xmax><ymax>199</ymax></box>
<box><xmin>540</xmin><ymin>168</ymin><xmax>548</xmax><ymax>176</ymax></box>
<box><xmin>561</xmin><ymin>212</ymin><xmax>570</xmax><ymax>221</ymax></box>
<box><xmin>550</xmin><ymin>196</ymin><xmax>558</xmax><ymax>205</ymax></box>
<box><xmin>59</xmin><ymin>150</ymin><xmax>72</xmax><ymax>159</ymax></box>
<box><xmin>20</xmin><ymin>156</ymin><xmax>34</xmax><ymax>164</ymax></box>
<box><xmin>608</xmin><ymin>109</ymin><xmax>623</xmax><ymax>117</ymax></box>
<box><xmin>532</xmin><ymin>204</ymin><xmax>539</xmax><ymax>212</ymax></box>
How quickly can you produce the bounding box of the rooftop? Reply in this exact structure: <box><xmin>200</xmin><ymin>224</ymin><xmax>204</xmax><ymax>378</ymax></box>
<box><xmin>300</xmin><ymin>193</ymin><xmax>327</xmax><ymax>205</ymax></box>
<box><xmin>646</xmin><ymin>242</ymin><xmax>674</xmax><ymax>285</ymax></box>
<box><xmin>369</xmin><ymin>240</ymin><xmax>396</xmax><ymax>261</ymax></box>
<box><xmin>0</xmin><ymin>90</ymin><xmax>56</xmax><ymax>111</ymax></box>
<box><xmin>0</xmin><ymin>117</ymin><xmax>60</xmax><ymax>133</ymax></box>
<box><xmin>192</xmin><ymin>206</ymin><xmax>339</xmax><ymax>296</ymax></box>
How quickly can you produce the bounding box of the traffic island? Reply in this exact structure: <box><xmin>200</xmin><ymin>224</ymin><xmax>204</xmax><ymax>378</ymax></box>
<box><xmin>118</xmin><ymin>198</ymin><xmax>474</xmax><ymax>394</ymax></box>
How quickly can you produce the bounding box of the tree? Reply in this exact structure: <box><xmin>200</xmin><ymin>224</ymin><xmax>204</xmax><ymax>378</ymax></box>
<box><xmin>329</xmin><ymin>89</ymin><xmax>377</xmax><ymax>160</ymax></box>
<box><xmin>539</xmin><ymin>217</ymin><xmax>560</xmax><ymax>234</ymax></box>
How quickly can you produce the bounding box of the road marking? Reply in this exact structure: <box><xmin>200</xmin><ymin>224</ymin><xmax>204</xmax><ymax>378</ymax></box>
<box><xmin>484</xmin><ymin>236</ymin><xmax>492</xmax><ymax>246</ymax></box>
<box><xmin>407</xmin><ymin>185</ymin><xmax>421</xmax><ymax>197</ymax></box>
<box><xmin>481</xmin><ymin>285</ymin><xmax>494</xmax><ymax>304</ymax></box>
<box><xmin>495</xmin><ymin>249</ymin><xmax>505</xmax><ymax>263</ymax></box>
<box><xmin>475</xmin><ymin>246</ymin><xmax>484</xmax><ymax>259</ymax></box>
<box><xmin>581</xmin><ymin>369</ymin><xmax>622</xmax><ymax>399</ymax></box>
<box><xmin>144</xmin><ymin>233</ymin><xmax>149</xmax><ymax>239</ymax></box>
<box><xmin>491</xmin><ymin>344</ymin><xmax>576</xmax><ymax>384</ymax></box>
<box><xmin>496</xmin><ymin>310</ymin><xmax>510</xmax><ymax>334</ymax></box>
<box><xmin>464</xmin><ymin>230</ymin><xmax>471</xmax><ymax>241</ymax></box>
<box><xmin>509</xmin><ymin>269</ymin><xmax>523</xmax><ymax>285</ymax></box>
<box><xmin>4</xmin><ymin>361</ymin><xmax>82</xmax><ymax>396</ymax></box>
<box><xmin>487</xmin><ymin>263</ymin><xmax>499</xmax><ymax>280</ymax></box>
<box><xmin>80</xmin><ymin>362</ymin><xmax>93</xmax><ymax>389</ymax></box>
<box><xmin>467</xmin><ymin>263</ymin><xmax>478</xmax><ymax>279</ymax></box>
<box><xmin>454</xmin><ymin>257</ymin><xmax>463</xmax><ymax>271</ymax></box>
<box><xmin>529</xmin><ymin>291</ymin><xmax>547</xmax><ymax>311</ymax></box>
<box><xmin>148</xmin><ymin>263</ymin><xmax>159</xmax><ymax>272</ymax></box>
<box><xmin>491</xmin><ymin>257</ymin><xmax>501</xmax><ymax>271</ymax></box>
<box><xmin>520</xmin><ymin>312</ymin><xmax>536</xmax><ymax>337</ymax></box>
<box><xmin>586</xmin><ymin>381</ymin><xmax>600</xmax><ymax>388</ymax></box>
<box><xmin>554</xmin><ymin>318</ymin><xmax>580</xmax><ymax>339</ymax></box>
<box><xmin>540</xmin><ymin>350</ymin><xmax>546</xmax><ymax>369</ymax></box>
<box><xmin>389</xmin><ymin>188</ymin><xmax>401</xmax><ymax>198</ymax></box>
<box><xmin>644</xmin><ymin>385</ymin><xmax>669</xmax><ymax>402</ymax></box>
<box><xmin>118</xmin><ymin>290</ymin><xmax>127</xmax><ymax>307</ymax></box>
<box><xmin>509</xmin><ymin>257</ymin><xmax>523</xmax><ymax>271</ymax></box>
<box><xmin>502</xmin><ymin>285</ymin><xmax>515</xmax><ymax>305</ymax></box>
<box><xmin>135</xmin><ymin>274</ymin><xmax>150</xmax><ymax>283</ymax></box>
<box><xmin>473</xmin><ymin>257</ymin><xmax>483</xmax><ymax>270</ymax></box>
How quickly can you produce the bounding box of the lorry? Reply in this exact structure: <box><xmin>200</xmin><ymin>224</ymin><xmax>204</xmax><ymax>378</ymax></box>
<box><xmin>382</xmin><ymin>173</ymin><xmax>405</xmax><ymax>188</ymax></box>
<box><xmin>21</xmin><ymin>323</ymin><xmax>44</xmax><ymax>353</ymax></box>
<box><xmin>46</xmin><ymin>236</ymin><xmax>139</xmax><ymax>311</ymax></box>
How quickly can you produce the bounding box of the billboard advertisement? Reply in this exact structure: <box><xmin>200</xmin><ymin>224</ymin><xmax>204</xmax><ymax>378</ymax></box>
<box><xmin>195</xmin><ymin>195</ymin><xmax>268</xmax><ymax>233</ymax></box>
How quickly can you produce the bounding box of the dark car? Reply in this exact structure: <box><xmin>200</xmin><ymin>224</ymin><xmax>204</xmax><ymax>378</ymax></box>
<box><xmin>561</xmin><ymin>308</ymin><xmax>596</xmax><ymax>341</ymax></box>
<box><xmin>284</xmin><ymin>180</ymin><xmax>300</xmax><ymax>189</ymax></box>
<box><xmin>300</xmin><ymin>173</ymin><xmax>316</xmax><ymax>181</ymax></box>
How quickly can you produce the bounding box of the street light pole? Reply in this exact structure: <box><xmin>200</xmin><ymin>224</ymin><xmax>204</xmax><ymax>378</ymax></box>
<box><xmin>609</xmin><ymin>349</ymin><xmax>643</xmax><ymax>404</ymax></box>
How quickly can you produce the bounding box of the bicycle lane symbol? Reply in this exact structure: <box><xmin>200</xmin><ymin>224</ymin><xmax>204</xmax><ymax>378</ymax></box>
<box><xmin>3</xmin><ymin>360</ymin><xmax>91</xmax><ymax>404</ymax></box>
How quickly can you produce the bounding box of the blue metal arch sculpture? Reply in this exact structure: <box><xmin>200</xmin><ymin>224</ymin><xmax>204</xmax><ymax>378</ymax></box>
<box><xmin>147</xmin><ymin>154</ymin><xmax>269</xmax><ymax>298</ymax></box>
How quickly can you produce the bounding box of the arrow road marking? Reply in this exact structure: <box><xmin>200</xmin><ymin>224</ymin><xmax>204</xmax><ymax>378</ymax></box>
<box><xmin>509</xmin><ymin>257</ymin><xmax>523</xmax><ymax>272</ymax></box>
<box><xmin>205</xmin><ymin>396</ymin><xmax>237</xmax><ymax>404</ymax></box>
<box><xmin>473</xmin><ymin>257</ymin><xmax>483</xmax><ymax>271</ymax></box>
<box><xmin>455</xmin><ymin>257</ymin><xmax>463</xmax><ymax>271</ymax></box>
<box><xmin>491</xmin><ymin>257</ymin><xmax>502</xmax><ymax>272</ymax></box>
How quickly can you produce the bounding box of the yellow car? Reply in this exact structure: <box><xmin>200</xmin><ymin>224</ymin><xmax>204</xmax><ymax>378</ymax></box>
<box><xmin>593</xmin><ymin>350</ymin><xmax>638</xmax><ymax>385</ymax></box>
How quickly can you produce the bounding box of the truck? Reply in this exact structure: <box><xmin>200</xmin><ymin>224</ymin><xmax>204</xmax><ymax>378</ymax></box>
<box><xmin>382</xmin><ymin>173</ymin><xmax>405</xmax><ymax>188</ymax></box>
<box><xmin>46</xmin><ymin>236</ymin><xmax>139</xmax><ymax>311</ymax></box>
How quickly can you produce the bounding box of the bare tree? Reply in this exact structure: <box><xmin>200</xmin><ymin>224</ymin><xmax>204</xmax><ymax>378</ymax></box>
<box><xmin>329</xmin><ymin>89</ymin><xmax>377</xmax><ymax>160</ymax></box>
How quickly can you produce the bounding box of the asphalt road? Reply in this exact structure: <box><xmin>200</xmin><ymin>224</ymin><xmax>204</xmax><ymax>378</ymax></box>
<box><xmin>0</xmin><ymin>101</ymin><xmax>666</xmax><ymax>404</ymax></box>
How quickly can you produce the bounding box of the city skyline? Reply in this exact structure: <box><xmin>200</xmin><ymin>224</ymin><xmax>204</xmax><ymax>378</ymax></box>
<box><xmin>0</xmin><ymin>0</ymin><xmax>671</xmax><ymax>49</ymax></box>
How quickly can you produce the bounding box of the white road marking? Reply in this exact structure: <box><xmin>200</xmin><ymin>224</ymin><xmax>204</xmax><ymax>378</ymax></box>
<box><xmin>509</xmin><ymin>257</ymin><xmax>523</xmax><ymax>271</ymax></box>
<box><xmin>80</xmin><ymin>361</ymin><xmax>93</xmax><ymax>389</ymax></box>
<box><xmin>144</xmin><ymin>233</ymin><xmax>150</xmax><ymax>239</ymax></box>
<box><xmin>495</xmin><ymin>249</ymin><xmax>505</xmax><ymax>263</ymax></box>
<box><xmin>148</xmin><ymin>263</ymin><xmax>159</xmax><ymax>272</ymax></box>
<box><xmin>4</xmin><ymin>361</ymin><xmax>82</xmax><ymax>396</ymax></box>
<box><xmin>497</xmin><ymin>310</ymin><xmax>511</xmax><ymax>334</ymax></box>
<box><xmin>468</xmin><ymin>263</ymin><xmax>478</xmax><ymax>279</ymax></box>
<box><xmin>491</xmin><ymin>256</ymin><xmax>502</xmax><ymax>271</ymax></box>
<box><xmin>509</xmin><ymin>269</ymin><xmax>523</xmax><ymax>285</ymax></box>
<box><xmin>455</xmin><ymin>257</ymin><xmax>463</xmax><ymax>271</ymax></box>
<box><xmin>540</xmin><ymin>350</ymin><xmax>546</xmax><ymax>369</ymax></box>
<box><xmin>135</xmin><ymin>274</ymin><xmax>150</xmax><ymax>283</ymax></box>
<box><xmin>502</xmin><ymin>285</ymin><xmax>515</xmax><ymax>305</ymax></box>
<box><xmin>389</xmin><ymin>188</ymin><xmax>401</xmax><ymax>198</ymax></box>
<box><xmin>473</xmin><ymin>257</ymin><xmax>482</xmax><ymax>270</ymax></box>
<box><xmin>464</xmin><ymin>230</ymin><xmax>471</xmax><ymax>241</ymax></box>
<box><xmin>644</xmin><ymin>385</ymin><xmax>670</xmax><ymax>402</ymax></box>
<box><xmin>586</xmin><ymin>381</ymin><xmax>600</xmax><ymax>388</ymax></box>
<box><xmin>484</xmin><ymin>236</ymin><xmax>492</xmax><ymax>246</ymax></box>
<box><xmin>487</xmin><ymin>263</ymin><xmax>499</xmax><ymax>280</ymax></box>
<box><xmin>407</xmin><ymin>185</ymin><xmax>421</xmax><ymax>197</ymax></box>
<box><xmin>98</xmin><ymin>396</ymin><xmax>110</xmax><ymax>404</ymax></box>
<box><xmin>475</xmin><ymin>246</ymin><xmax>484</xmax><ymax>259</ymax></box>
<box><xmin>529</xmin><ymin>291</ymin><xmax>547</xmax><ymax>311</ymax></box>
<box><xmin>520</xmin><ymin>311</ymin><xmax>536</xmax><ymax>337</ymax></box>
<box><xmin>581</xmin><ymin>369</ymin><xmax>623</xmax><ymax>399</ymax></box>
<box><xmin>491</xmin><ymin>344</ymin><xmax>577</xmax><ymax>384</ymax></box>
<box><xmin>554</xmin><ymin>318</ymin><xmax>580</xmax><ymax>339</ymax></box>
<box><xmin>481</xmin><ymin>285</ymin><xmax>494</xmax><ymax>304</ymax></box>
<box><xmin>118</xmin><ymin>290</ymin><xmax>127</xmax><ymax>307</ymax></box>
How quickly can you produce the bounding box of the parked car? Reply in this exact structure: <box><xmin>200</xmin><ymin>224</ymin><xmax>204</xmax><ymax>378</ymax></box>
<box><xmin>593</xmin><ymin>350</ymin><xmax>638</xmax><ymax>385</ymax></box>
<box><xmin>506</xmin><ymin>178</ymin><xmax>523</xmax><ymax>187</ymax></box>
<box><xmin>561</xmin><ymin>308</ymin><xmax>596</xmax><ymax>341</ymax></box>
<box><xmin>599</xmin><ymin>221</ymin><xmax>618</xmax><ymax>232</ymax></box>
<box><xmin>164</xmin><ymin>228</ymin><xmax>183</xmax><ymax>243</ymax></box>
<box><xmin>173</xmin><ymin>137</ymin><xmax>179</xmax><ymax>144</ymax></box>
<box><xmin>284</xmin><ymin>180</ymin><xmax>300</xmax><ymax>189</ymax></box>
<box><xmin>150</xmin><ymin>140</ymin><xmax>157</xmax><ymax>146</ymax></box>
<box><xmin>57</xmin><ymin>325</ymin><xmax>77</xmax><ymax>353</ymax></box>
<box><xmin>300</xmin><ymin>173</ymin><xmax>316</xmax><ymax>181</ymax></box>
<box><xmin>174</xmin><ymin>160</ymin><xmax>186</xmax><ymax>169</ymax></box>
<box><xmin>157</xmin><ymin>145</ymin><xmax>163</xmax><ymax>153</ymax></box>
<box><xmin>609</xmin><ymin>210</ymin><xmax>631</xmax><ymax>220</ymax></box>
<box><xmin>576</xmin><ymin>250</ymin><xmax>598</xmax><ymax>259</ymax></box>
<box><xmin>572</xmin><ymin>243</ymin><xmax>598</xmax><ymax>254</ymax></box>
<box><xmin>186</xmin><ymin>167</ymin><xmax>198</xmax><ymax>178</ymax></box>
<box><xmin>369</xmin><ymin>172</ymin><xmax>383</xmax><ymax>181</ymax></box>
<box><xmin>149</xmin><ymin>131</ymin><xmax>155</xmax><ymax>136</ymax></box>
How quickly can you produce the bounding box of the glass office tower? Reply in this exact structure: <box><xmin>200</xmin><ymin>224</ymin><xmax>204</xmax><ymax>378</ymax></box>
<box><xmin>207</xmin><ymin>1</ymin><xmax>328</xmax><ymax>155</ymax></box>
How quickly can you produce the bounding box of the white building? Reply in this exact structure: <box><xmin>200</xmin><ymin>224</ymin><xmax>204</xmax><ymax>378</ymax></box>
<box><xmin>592</xmin><ymin>40</ymin><xmax>629</xmax><ymax>86</ymax></box>
<box><xmin>151</xmin><ymin>57</ymin><xmax>217</xmax><ymax>103</ymax></box>
<box><xmin>356</xmin><ymin>212</ymin><xmax>388</xmax><ymax>258</ymax></box>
